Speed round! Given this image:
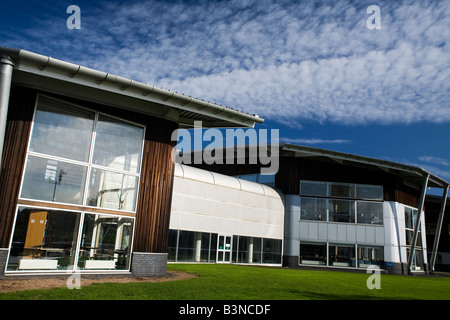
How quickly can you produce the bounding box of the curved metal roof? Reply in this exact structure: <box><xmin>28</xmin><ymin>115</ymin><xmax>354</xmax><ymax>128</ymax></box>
<box><xmin>281</xmin><ymin>143</ymin><xmax>450</xmax><ymax>189</ymax></box>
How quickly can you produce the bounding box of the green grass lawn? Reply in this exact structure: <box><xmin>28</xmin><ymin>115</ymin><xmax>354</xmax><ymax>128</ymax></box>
<box><xmin>1</xmin><ymin>264</ymin><xmax>449</xmax><ymax>300</ymax></box>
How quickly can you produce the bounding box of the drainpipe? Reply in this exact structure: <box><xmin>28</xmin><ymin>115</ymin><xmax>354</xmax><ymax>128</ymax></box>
<box><xmin>0</xmin><ymin>54</ymin><xmax>14</xmax><ymax>173</ymax></box>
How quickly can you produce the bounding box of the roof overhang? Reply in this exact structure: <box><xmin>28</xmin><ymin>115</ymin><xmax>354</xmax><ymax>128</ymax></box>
<box><xmin>281</xmin><ymin>143</ymin><xmax>450</xmax><ymax>189</ymax></box>
<box><xmin>0</xmin><ymin>47</ymin><xmax>263</xmax><ymax>128</ymax></box>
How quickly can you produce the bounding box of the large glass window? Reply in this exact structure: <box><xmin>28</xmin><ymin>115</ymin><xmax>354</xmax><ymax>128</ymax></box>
<box><xmin>299</xmin><ymin>243</ymin><xmax>384</xmax><ymax>269</ymax></box>
<box><xmin>300</xmin><ymin>180</ymin><xmax>383</xmax><ymax>225</ymax></box>
<box><xmin>405</xmin><ymin>207</ymin><xmax>421</xmax><ymax>246</ymax></box>
<box><xmin>329</xmin><ymin>244</ymin><xmax>356</xmax><ymax>267</ymax></box>
<box><xmin>7</xmin><ymin>207</ymin><xmax>81</xmax><ymax>271</ymax></box>
<box><xmin>8</xmin><ymin>95</ymin><xmax>144</xmax><ymax>273</ymax></box>
<box><xmin>405</xmin><ymin>207</ymin><xmax>424</xmax><ymax>271</ymax></box>
<box><xmin>7</xmin><ymin>207</ymin><xmax>134</xmax><ymax>272</ymax></box>
<box><xmin>167</xmin><ymin>230</ymin><xmax>218</xmax><ymax>263</ymax></box>
<box><xmin>20</xmin><ymin>95</ymin><xmax>144</xmax><ymax>213</ymax></box>
<box><xmin>21</xmin><ymin>156</ymin><xmax>87</xmax><ymax>205</ymax></box>
<box><xmin>329</xmin><ymin>182</ymin><xmax>355</xmax><ymax>198</ymax></box>
<box><xmin>357</xmin><ymin>201</ymin><xmax>383</xmax><ymax>224</ymax></box>
<box><xmin>28</xmin><ymin>97</ymin><xmax>94</xmax><ymax>162</ymax></box>
<box><xmin>86</xmin><ymin>168</ymin><xmax>139</xmax><ymax>211</ymax></box>
<box><xmin>356</xmin><ymin>184</ymin><xmax>383</xmax><ymax>201</ymax></box>
<box><xmin>77</xmin><ymin>214</ymin><xmax>134</xmax><ymax>271</ymax></box>
<box><xmin>235</xmin><ymin>236</ymin><xmax>252</xmax><ymax>263</ymax></box>
<box><xmin>299</xmin><ymin>242</ymin><xmax>327</xmax><ymax>266</ymax></box>
<box><xmin>92</xmin><ymin>115</ymin><xmax>143</xmax><ymax>173</ymax></box>
<box><xmin>167</xmin><ymin>231</ymin><xmax>281</xmax><ymax>265</ymax></box>
<box><xmin>300</xmin><ymin>181</ymin><xmax>327</xmax><ymax>197</ymax></box>
<box><xmin>329</xmin><ymin>199</ymin><xmax>355</xmax><ymax>223</ymax></box>
<box><xmin>301</xmin><ymin>197</ymin><xmax>327</xmax><ymax>221</ymax></box>
<box><xmin>357</xmin><ymin>246</ymin><xmax>384</xmax><ymax>268</ymax></box>
<box><xmin>263</xmin><ymin>238</ymin><xmax>282</xmax><ymax>264</ymax></box>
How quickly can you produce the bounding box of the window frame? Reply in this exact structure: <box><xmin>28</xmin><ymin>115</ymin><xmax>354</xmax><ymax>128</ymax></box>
<box><xmin>299</xmin><ymin>180</ymin><xmax>384</xmax><ymax>225</ymax></box>
<box><xmin>299</xmin><ymin>242</ymin><xmax>385</xmax><ymax>269</ymax></box>
<box><xmin>5</xmin><ymin>204</ymin><xmax>136</xmax><ymax>274</ymax></box>
<box><xmin>18</xmin><ymin>94</ymin><xmax>146</xmax><ymax>215</ymax></box>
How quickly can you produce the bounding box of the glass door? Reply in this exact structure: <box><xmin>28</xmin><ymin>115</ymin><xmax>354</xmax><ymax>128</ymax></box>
<box><xmin>217</xmin><ymin>235</ymin><xmax>232</xmax><ymax>263</ymax></box>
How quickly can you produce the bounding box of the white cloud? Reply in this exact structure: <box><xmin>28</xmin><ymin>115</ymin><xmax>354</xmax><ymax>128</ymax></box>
<box><xmin>5</xmin><ymin>0</ymin><xmax>450</xmax><ymax>126</ymax></box>
<box><xmin>418</xmin><ymin>156</ymin><xmax>449</xmax><ymax>166</ymax></box>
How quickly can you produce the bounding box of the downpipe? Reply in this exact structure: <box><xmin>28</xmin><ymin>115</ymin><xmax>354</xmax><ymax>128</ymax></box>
<box><xmin>0</xmin><ymin>55</ymin><xmax>14</xmax><ymax>174</ymax></box>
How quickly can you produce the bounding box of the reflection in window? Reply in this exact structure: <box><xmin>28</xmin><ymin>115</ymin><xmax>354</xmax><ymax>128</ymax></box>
<box><xmin>300</xmin><ymin>197</ymin><xmax>327</xmax><ymax>221</ymax></box>
<box><xmin>300</xmin><ymin>181</ymin><xmax>327</xmax><ymax>197</ymax></box>
<box><xmin>7</xmin><ymin>207</ymin><xmax>80</xmax><ymax>271</ymax></box>
<box><xmin>405</xmin><ymin>207</ymin><xmax>421</xmax><ymax>246</ymax></box>
<box><xmin>299</xmin><ymin>180</ymin><xmax>384</xmax><ymax>225</ymax></box>
<box><xmin>167</xmin><ymin>229</ymin><xmax>178</xmax><ymax>262</ymax></box>
<box><xmin>329</xmin><ymin>199</ymin><xmax>355</xmax><ymax>223</ymax></box>
<box><xmin>21</xmin><ymin>156</ymin><xmax>87</xmax><ymax>205</ymax></box>
<box><xmin>356</xmin><ymin>184</ymin><xmax>383</xmax><ymax>200</ymax></box>
<box><xmin>78</xmin><ymin>214</ymin><xmax>134</xmax><ymax>270</ymax></box>
<box><xmin>176</xmin><ymin>230</ymin><xmax>197</xmax><ymax>262</ymax></box>
<box><xmin>92</xmin><ymin>115</ymin><xmax>144</xmax><ymax>173</ymax></box>
<box><xmin>87</xmin><ymin>168</ymin><xmax>138</xmax><ymax>211</ymax></box>
<box><xmin>329</xmin><ymin>182</ymin><xmax>355</xmax><ymax>198</ymax></box>
<box><xmin>168</xmin><ymin>230</ymin><xmax>217</xmax><ymax>263</ymax></box>
<box><xmin>167</xmin><ymin>230</ymin><xmax>282</xmax><ymax>265</ymax></box>
<box><xmin>251</xmin><ymin>237</ymin><xmax>262</xmax><ymax>264</ymax></box>
<box><xmin>20</xmin><ymin>95</ymin><xmax>144</xmax><ymax>212</ymax></box>
<box><xmin>299</xmin><ymin>243</ymin><xmax>384</xmax><ymax>269</ymax></box>
<box><xmin>329</xmin><ymin>244</ymin><xmax>356</xmax><ymax>267</ymax></box>
<box><xmin>299</xmin><ymin>242</ymin><xmax>327</xmax><ymax>266</ymax></box>
<box><xmin>357</xmin><ymin>246</ymin><xmax>384</xmax><ymax>268</ymax></box>
<box><xmin>263</xmin><ymin>238</ymin><xmax>282</xmax><ymax>264</ymax></box>
<box><xmin>407</xmin><ymin>248</ymin><xmax>424</xmax><ymax>271</ymax></box>
<box><xmin>357</xmin><ymin>201</ymin><xmax>383</xmax><ymax>225</ymax></box>
<box><xmin>300</xmin><ymin>180</ymin><xmax>383</xmax><ymax>201</ymax></box>
<box><xmin>29</xmin><ymin>96</ymin><xmax>94</xmax><ymax>162</ymax></box>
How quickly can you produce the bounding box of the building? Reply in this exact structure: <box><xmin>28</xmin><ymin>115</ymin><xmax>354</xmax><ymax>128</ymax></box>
<box><xmin>1</xmin><ymin>48</ymin><xmax>448</xmax><ymax>277</ymax></box>
<box><xmin>189</xmin><ymin>144</ymin><xmax>449</xmax><ymax>274</ymax></box>
<box><xmin>168</xmin><ymin>163</ymin><xmax>284</xmax><ymax>265</ymax></box>
<box><xmin>0</xmin><ymin>48</ymin><xmax>262</xmax><ymax>277</ymax></box>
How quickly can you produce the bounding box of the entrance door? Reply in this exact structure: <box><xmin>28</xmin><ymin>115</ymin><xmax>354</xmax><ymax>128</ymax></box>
<box><xmin>217</xmin><ymin>235</ymin><xmax>232</xmax><ymax>263</ymax></box>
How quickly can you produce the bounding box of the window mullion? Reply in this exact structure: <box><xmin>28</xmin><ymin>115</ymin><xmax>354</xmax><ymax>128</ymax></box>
<box><xmin>83</xmin><ymin>112</ymin><xmax>99</xmax><ymax>207</ymax></box>
<box><xmin>72</xmin><ymin>211</ymin><xmax>86</xmax><ymax>272</ymax></box>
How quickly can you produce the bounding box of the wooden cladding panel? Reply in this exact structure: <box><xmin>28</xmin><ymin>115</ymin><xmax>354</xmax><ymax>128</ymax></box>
<box><xmin>133</xmin><ymin>118</ymin><xmax>177</xmax><ymax>253</ymax></box>
<box><xmin>0</xmin><ymin>86</ymin><xmax>36</xmax><ymax>248</ymax></box>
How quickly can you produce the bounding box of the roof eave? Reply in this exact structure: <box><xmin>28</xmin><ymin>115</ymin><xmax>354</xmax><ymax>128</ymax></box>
<box><xmin>1</xmin><ymin>48</ymin><xmax>263</xmax><ymax>128</ymax></box>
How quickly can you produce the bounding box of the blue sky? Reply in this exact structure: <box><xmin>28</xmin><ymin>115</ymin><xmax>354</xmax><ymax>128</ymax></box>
<box><xmin>1</xmin><ymin>0</ymin><xmax>450</xmax><ymax>190</ymax></box>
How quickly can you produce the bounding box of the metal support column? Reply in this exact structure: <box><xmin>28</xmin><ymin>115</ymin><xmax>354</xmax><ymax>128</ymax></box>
<box><xmin>407</xmin><ymin>174</ymin><xmax>429</xmax><ymax>273</ymax></box>
<box><xmin>0</xmin><ymin>54</ymin><xmax>14</xmax><ymax>174</ymax></box>
<box><xmin>430</xmin><ymin>185</ymin><xmax>449</xmax><ymax>272</ymax></box>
